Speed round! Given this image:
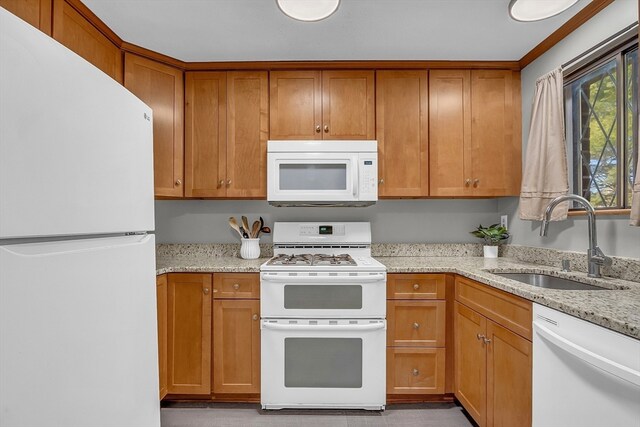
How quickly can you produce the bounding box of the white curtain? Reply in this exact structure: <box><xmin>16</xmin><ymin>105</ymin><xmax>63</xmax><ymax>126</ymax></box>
<box><xmin>631</xmin><ymin>154</ymin><xmax>640</xmax><ymax>226</ymax></box>
<box><xmin>519</xmin><ymin>67</ymin><xmax>570</xmax><ymax>221</ymax></box>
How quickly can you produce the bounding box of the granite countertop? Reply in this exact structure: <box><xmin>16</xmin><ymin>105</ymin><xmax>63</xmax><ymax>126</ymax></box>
<box><xmin>156</xmin><ymin>254</ymin><xmax>640</xmax><ymax>339</ymax></box>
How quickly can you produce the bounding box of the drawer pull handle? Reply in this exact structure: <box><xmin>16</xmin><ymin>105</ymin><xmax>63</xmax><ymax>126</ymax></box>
<box><xmin>233</xmin><ymin>283</ymin><xmax>240</xmax><ymax>290</ymax></box>
<box><xmin>412</xmin><ymin>369</ymin><xmax>419</xmax><ymax>376</ymax></box>
<box><xmin>413</xmin><ymin>322</ymin><xmax>420</xmax><ymax>330</ymax></box>
<box><xmin>413</xmin><ymin>284</ymin><xmax>420</xmax><ymax>290</ymax></box>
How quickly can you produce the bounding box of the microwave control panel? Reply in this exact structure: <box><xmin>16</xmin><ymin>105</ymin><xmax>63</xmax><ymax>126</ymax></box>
<box><xmin>358</xmin><ymin>154</ymin><xmax>378</xmax><ymax>201</ymax></box>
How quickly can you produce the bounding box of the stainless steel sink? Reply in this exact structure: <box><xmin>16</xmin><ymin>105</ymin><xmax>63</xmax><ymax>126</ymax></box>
<box><xmin>492</xmin><ymin>272</ymin><xmax>607</xmax><ymax>291</ymax></box>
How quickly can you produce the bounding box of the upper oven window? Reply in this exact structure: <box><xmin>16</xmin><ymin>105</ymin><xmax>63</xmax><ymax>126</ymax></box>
<box><xmin>284</xmin><ymin>285</ymin><xmax>362</xmax><ymax>309</ymax></box>
<box><xmin>279</xmin><ymin>163</ymin><xmax>347</xmax><ymax>190</ymax></box>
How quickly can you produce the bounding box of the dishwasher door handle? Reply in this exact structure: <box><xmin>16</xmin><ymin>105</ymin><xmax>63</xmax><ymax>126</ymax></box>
<box><xmin>262</xmin><ymin>322</ymin><xmax>386</xmax><ymax>332</ymax></box>
<box><xmin>534</xmin><ymin>322</ymin><xmax>640</xmax><ymax>386</ymax></box>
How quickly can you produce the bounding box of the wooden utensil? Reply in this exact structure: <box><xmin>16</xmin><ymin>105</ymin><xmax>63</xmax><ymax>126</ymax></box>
<box><xmin>228</xmin><ymin>217</ymin><xmax>243</xmax><ymax>238</ymax></box>
<box><xmin>241</xmin><ymin>216</ymin><xmax>250</xmax><ymax>234</ymax></box>
<box><xmin>251</xmin><ymin>221</ymin><xmax>261</xmax><ymax>238</ymax></box>
<box><xmin>260</xmin><ymin>226</ymin><xmax>271</xmax><ymax>235</ymax></box>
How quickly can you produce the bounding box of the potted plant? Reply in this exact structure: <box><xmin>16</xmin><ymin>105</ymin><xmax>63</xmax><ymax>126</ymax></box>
<box><xmin>470</xmin><ymin>224</ymin><xmax>510</xmax><ymax>258</ymax></box>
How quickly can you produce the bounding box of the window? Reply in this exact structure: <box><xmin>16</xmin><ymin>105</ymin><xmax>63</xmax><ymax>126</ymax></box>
<box><xmin>565</xmin><ymin>40</ymin><xmax>638</xmax><ymax>210</ymax></box>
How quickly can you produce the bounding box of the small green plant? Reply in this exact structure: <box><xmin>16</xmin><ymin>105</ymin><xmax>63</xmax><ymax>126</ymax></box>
<box><xmin>470</xmin><ymin>224</ymin><xmax>510</xmax><ymax>246</ymax></box>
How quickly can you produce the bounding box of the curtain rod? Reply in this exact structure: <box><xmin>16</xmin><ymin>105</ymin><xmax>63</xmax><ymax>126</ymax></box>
<box><xmin>561</xmin><ymin>22</ymin><xmax>638</xmax><ymax>71</ymax></box>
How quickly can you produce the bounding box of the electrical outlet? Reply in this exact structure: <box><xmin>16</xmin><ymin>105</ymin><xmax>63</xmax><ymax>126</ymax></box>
<box><xmin>500</xmin><ymin>215</ymin><xmax>508</xmax><ymax>229</ymax></box>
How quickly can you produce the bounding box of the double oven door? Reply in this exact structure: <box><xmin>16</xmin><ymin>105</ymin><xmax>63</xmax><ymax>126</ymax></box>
<box><xmin>260</xmin><ymin>271</ymin><xmax>387</xmax><ymax>409</ymax></box>
<box><xmin>260</xmin><ymin>271</ymin><xmax>386</xmax><ymax>318</ymax></box>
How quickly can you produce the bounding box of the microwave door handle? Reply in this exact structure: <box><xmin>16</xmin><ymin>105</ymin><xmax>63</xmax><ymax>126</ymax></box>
<box><xmin>262</xmin><ymin>322</ymin><xmax>386</xmax><ymax>332</ymax></box>
<box><xmin>260</xmin><ymin>273</ymin><xmax>386</xmax><ymax>283</ymax></box>
<box><xmin>352</xmin><ymin>159</ymin><xmax>358</xmax><ymax>197</ymax></box>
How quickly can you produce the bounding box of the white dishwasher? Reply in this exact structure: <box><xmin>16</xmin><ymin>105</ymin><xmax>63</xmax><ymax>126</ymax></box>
<box><xmin>533</xmin><ymin>304</ymin><xmax>640</xmax><ymax>427</ymax></box>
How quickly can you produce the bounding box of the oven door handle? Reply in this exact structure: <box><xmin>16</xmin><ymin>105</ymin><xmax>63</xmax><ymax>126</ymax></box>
<box><xmin>260</xmin><ymin>273</ymin><xmax>386</xmax><ymax>284</ymax></box>
<box><xmin>262</xmin><ymin>322</ymin><xmax>386</xmax><ymax>332</ymax></box>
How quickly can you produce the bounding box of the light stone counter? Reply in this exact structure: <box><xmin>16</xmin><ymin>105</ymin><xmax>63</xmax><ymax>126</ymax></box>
<box><xmin>156</xmin><ymin>244</ymin><xmax>640</xmax><ymax>339</ymax></box>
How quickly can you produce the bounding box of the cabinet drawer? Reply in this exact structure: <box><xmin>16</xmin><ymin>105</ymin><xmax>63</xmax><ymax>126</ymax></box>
<box><xmin>387</xmin><ymin>274</ymin><xmax>446</xmax><ymax>300</ymax></box>
<box><xmin>387</xmin><ymin>348</ymin><xmax>446</xmax><ymax>394</ymax></box>
<box><xmin>213</xmin><ymin>273</ymin><xmax>260</xmax><ymax>299</ymax></box>
<box><xmin>455</xmin><ymin>276</ymin><xmax>532</xmax><ymax>340</ymax></box>
<box><xmin>387</xmin><ymin>300</ymin><xmax>446</xmax><ymax>347</ymax></box>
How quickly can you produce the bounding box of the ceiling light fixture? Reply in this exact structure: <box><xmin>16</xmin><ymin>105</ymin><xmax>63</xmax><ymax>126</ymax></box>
<box><xmin>508</xmin><ymin>0</ymin><xmax>581</xmax><ymax>22</ymax></box>
<box><xmin>276</xmin><ymin>0</ymin><xmax>340</xmax><ymax>22</ymax></box>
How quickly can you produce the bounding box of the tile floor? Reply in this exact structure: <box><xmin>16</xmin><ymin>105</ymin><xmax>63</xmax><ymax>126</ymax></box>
<box><xmin>161</xmin><ymin>402</ymin><xmax>476</xmax><ymax>427</ymax></box>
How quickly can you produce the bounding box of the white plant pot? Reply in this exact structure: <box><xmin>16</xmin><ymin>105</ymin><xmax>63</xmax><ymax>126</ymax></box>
<box><xmin>483</xmin><ymin>245</ymin><xmax>498</xmax><ymax>258</ymax></box>
<box><xmin>240</xmin><ymin>238</ymin><xmax>261</xmax><ymax>260</ymax></box>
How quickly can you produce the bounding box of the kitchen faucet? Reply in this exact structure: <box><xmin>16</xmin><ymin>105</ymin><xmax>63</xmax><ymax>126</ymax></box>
<box><xmin>540</xmin><ymin>194</ymin><xmax>612</xmax><ymax>278</ymax></box>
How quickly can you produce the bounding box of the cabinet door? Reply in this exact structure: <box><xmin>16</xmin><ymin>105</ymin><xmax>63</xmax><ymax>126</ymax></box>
<box><xmin>376</xmin><ymin>70</ymin><xmax>429</xmax><ymax>197</ymax></box>
<box><xmin>322</xmin><ymin>70</ymin><xmax>374</xmax><ymax>140</ymax></box>
<box><xmin>455</xmin><ymin>302</ymin><xmax>487</xmax><ymax>426</ymax></box>
<box><xmin>156</xmin><ymin>274</ymin><xmax>168</xmax><ymax>400</ymax></box>
<box><xmin>184</xmin><ymin>72</ymin><xmax>227</xmax><ymax>197</ymax></box>
<box><xmin>269</xmin><ymin>71</ymin><xmax>322</xmax><ymax>140</ymax></box>
<box><xmin>213</xmin><ymin>300</ymin><xmax>260</xmax><ymax>394</ymax></box>
<box><xmin>124</xmin><ymin>54</ymin><xmax>184</xmax><ymax>197</ymax></box>
<box><xmin>429</xmin><ymin>70</ymin><xmax>471</xmax><ymax>196</ymax></box>
<box><xmin>226</xmin><ymin>71</ymin><xmax>269</xmax><ymax>198</ymax></box>
<box><xmin>470</xmin><ymin>70</ymin><xmax>515</xmax><ymax>197</ymax></box>
<box><xmin>0</xmin><ymin>0</ymin><xmax>51</xmax><ymax>34</ymax></box>
<box><xmin>387</xmin><ymin>348</ymin><xmax>445</xmax><ymax>394</ymax></box>
<box><xmin>52</xmin><ymin>0</ymin><xmax>121</xmax><ymax>82</ymax></box>
<box><xmin>486</xmin><ymin>320</ymin><xmax>532</xmax><ymax>427</ymax></box>
<box><xmin>387</xmin><ymin>300</ymin><xmax>446</xmax><ymax>347</ymax></box>
<box><xmin>167</xmin><ymin>273</ymin><xmax>212</xmax><ymax>395</ymax></box>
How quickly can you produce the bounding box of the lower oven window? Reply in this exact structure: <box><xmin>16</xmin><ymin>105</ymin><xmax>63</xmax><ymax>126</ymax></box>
<box><xmin>284</xmin><ymin>285</ymin><xmax>362</xmax><ymax>309</ymax></box>
<box><xmin>284</xmin><ymin>338</ymin><xmax>363</xmax><ymax>388</ymax></box>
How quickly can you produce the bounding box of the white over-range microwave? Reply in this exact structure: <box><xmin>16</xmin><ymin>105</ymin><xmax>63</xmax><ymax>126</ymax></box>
<box><xmin>267</xmin><ymin>140</ymin><xmax>378</xmax><ymax>207</ymax></box>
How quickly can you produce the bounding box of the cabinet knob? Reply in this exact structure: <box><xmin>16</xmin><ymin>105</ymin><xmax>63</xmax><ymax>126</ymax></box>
<box><xmin>483</xmin><ymin>337</ymin><xmax>492</xmax><ymax>344</ymax></box>
<box><xmin>477</xmin><ymin>333</ymin><xmax>485</xmax><ymax>341</ymax></box>
<box><xmin>473</xmin><ymin>179</ymin><xmax>480</xmax><ymax>188</ymax></box>
<box><xmin>379</xmin><ymin>178</ymin><xmax>384</xmax><ymax>184</ymax></box>
<box><xmin>203</xmin><ymin>287</ymin><xmax>209</xmax><ymax>295</ymax></box>
<box><xmin>175</xmin><ymin>179</ymin><xmax>182</xmax><ymax>186</ymax></box>
<box><xmin>315</xmin><ymin>125</ymin><xmax>321</xmax><ymax>133</ymax></box>
<box><xmin>413</xmin><ymin>322</ymin><xmax>420</xmax><ymax>330</ymax></box>
<box><xmin>413</xmin><ymin>283</ymin><xmax>420</xmax><ymax>290</ymax></box>
<box><xmin>252</xmin><ymin>314</ymin><xmax>258</xmax><ymax>321</ymax></box>
<box><xmin>412</xmin><ymin>368</ymin><xmax>419</xmax><ymax>376</ymax></box>
<box><xmin>226</xmin><ymin>179</ymin><xmax>232</xmax><ymax>186</ymax></box>
<box><xmin>465</xmin><ymin>179</ymin><xmax>471</xmax><ymax>187</ymax></box>
<box><xmin>219</xmin><ymin>179</ymin><xmax>224</xmax><ymax>187</ymax></box>
<box><xmin>324</xmin><ymin>125</ymin><xmax>329</xmax><ymax>133</ymax></box>
<box><xmin>233</xmin><ymin>283</ymin><xmax>240</xmax><ymax>290</ymax></box>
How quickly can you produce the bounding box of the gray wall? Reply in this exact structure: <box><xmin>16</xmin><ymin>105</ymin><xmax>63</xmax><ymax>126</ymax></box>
<box><xmin>155</xmin><ymin>199</ymin><xmax>500</xmax><ymax>244</ymax></box>
<box><xmin>500</xmin><ymin>0</ymin><xmax>640</xmax><ymax>258</ymax></box>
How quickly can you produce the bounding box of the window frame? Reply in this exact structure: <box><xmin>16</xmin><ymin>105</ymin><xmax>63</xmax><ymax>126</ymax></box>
<box><xmin>563</xmin><ymin>36</ymin><xmax>638</xmax><ymax>212</ymax></box>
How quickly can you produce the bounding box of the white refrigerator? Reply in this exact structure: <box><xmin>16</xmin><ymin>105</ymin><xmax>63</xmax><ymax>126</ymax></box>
<box><xmin>0</xmin><ymin>7</ymin><xmax>160</xmax><ymax>427</ymax></box>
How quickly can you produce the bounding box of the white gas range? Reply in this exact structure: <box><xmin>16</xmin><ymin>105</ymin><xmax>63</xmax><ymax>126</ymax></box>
<box><xmin>260</xmin><ymin>222</ymin><xmax>386</xmax><ymax>411</ymax></box>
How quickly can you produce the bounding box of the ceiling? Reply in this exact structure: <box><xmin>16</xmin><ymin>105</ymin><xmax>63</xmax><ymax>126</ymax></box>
<box><xmin>82</xmin><ymin>0</ymin><xmax>593</xmax><ymax>62</ymax></box>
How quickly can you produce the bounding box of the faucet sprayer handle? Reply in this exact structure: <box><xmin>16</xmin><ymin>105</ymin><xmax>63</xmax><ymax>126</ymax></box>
<box><xmin>591</xmin><ymin>247</ymin><xmax>612</xmax><ymax>267</ymax></box>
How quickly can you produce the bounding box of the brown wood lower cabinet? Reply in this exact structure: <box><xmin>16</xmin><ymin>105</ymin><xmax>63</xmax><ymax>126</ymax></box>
<box><xmin>156</xmin><ymin>274</ymin><xmax>168</xmax><ymax>400</ymax></box>
<box><xmin>213</xmin><ymin>299</ymin><xmax>260</xmax><ymax>394</ymax></box>
<box><xmin>454</xmin><ymin>277</ymin><xmax>532</xmax><ymax>427</ymax></box>
<box><xmin>386</xmin><ymin>274</ymin><xmax>449</xmax><ymax>397</ymax></box>
<box><xmin>166</xmin><ymin>273</ymin><xmax>212</xmax><ymax>395</ymax></box>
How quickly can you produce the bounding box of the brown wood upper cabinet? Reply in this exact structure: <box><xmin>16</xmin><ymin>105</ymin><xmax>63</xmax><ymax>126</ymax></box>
<box><xmin>52</xmin><ymin>0</ymin><xmax>121</xmax><ymax>82</ymax></box>
<box><xmin>166</xmin><ymin>273</ymin><xmax>212</xmax><ymax>395</ymax></box>
<box><xmin>376</xmin><ymin>70</ymin><xmax>429</xmax><ymax>197</ymax></box>
<box><xmin>185</xmin><ymin>71</ymin><xmax>268</xmax><ymax>198</ymax></box>
<box><xmin>124</xmin><ymin>53</ymin><xmax>184</xmax><ymax>198</ymax></box>
<box><xmin>270</xmin><ymin>70</ymin><xmax>375</xmax><ymax>140</ymax></box>
<box><xmin>1</xmin><ymin>0</ymin><xmax>52</xmax><ymax>34</ymax></box>
<box><xmin>429</xmin><ymin>70</ymin><xmax>521</xmax><ymax>197</ymax></box>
